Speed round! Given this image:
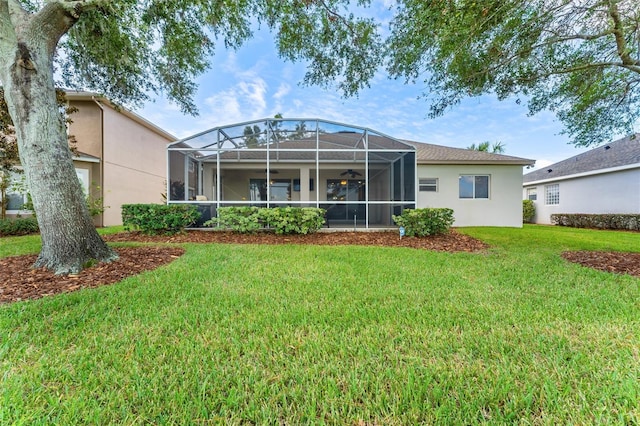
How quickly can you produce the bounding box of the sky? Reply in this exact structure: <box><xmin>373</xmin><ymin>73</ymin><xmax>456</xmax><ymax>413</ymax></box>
<box><xmin>137</xmin><ymin>14</ymin><xmax>599</xmax><ymax>172</ymax></box>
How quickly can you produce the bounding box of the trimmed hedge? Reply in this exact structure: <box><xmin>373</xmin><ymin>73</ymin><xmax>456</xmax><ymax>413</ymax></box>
<box><xmin>209</xmin><ymin>206</ymin><xmax>326</xmax><ymax>234</ymax></box>
<box><xmin>392</xmin><ymin>208</ymin><xmax>454</xmax><ymax>237</ymax></box>
<box><xmin>262</xmin><ymin>207</ymin><xmax>326</xmax><ymax>235</ymax></box>
<box><xmin>0</xmin><ymin>217</ymin><xmax>39</xmax><ymax>237</ymax></box>
<box><xmin>211</xmin><ymin>206</ymin><xmax>262</xmax><ymax>233</ymax></box>
<box><xmin>122</xmin><ymin>204</ymin><xmax>200</xmax><ymax>235</ymax></box>
<box><xmin>551</xmin><ymin>213</ymin><xmax>640</xmax><ymax>230</ymax></box>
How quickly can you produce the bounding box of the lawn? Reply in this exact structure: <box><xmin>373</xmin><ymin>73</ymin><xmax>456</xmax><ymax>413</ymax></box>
<box><xmin>1</xmin><ymin>225</ymin><xmax>638</xmax><ymax>424</ymax></box>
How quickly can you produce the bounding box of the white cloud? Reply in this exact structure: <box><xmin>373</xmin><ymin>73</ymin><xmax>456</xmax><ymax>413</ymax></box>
<box><xmin>273</xmin><ymin>83</ymin><xmax>291</xmax><ymax>100</ymax></box>
<box><xmin>196</xmin><ymin>76</ymin><xmax>268</xmax><ymax>128</ymax></box>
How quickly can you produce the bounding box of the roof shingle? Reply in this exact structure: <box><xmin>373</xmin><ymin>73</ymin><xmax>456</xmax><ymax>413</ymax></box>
<box><xmin>406</xmin><ymin>140</ymin><xmax>535</xmax><ymax>165</ymax></box>
<box><xmin>523</xmin><ymin>134</ymin><xmax>640</xmax><ymax>183</ymax></box>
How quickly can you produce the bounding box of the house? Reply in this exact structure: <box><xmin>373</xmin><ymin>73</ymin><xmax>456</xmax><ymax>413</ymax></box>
<box><xmin>522</xmin><ymin>134</ymin><xmax>640</xmax><ymax>224</ymax></box>
<box><xmin>5</xmin><ymin>91</ymin><xmax>176</xmax><ymax>226</ymax></box>
<box><xmin>168</xmin><ymin>118</ymin><xmax>534</xmax><ymax>227</ymax></box>
<box><xmin>410</xmin><ymin>141</ymin><xmax>535</xmax><ymax>227</ymax></box>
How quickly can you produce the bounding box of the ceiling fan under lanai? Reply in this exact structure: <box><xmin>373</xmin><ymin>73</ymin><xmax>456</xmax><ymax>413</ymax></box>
<box><xmin>340</xmin><ymin>169</ymin><xmax>362</xmax><ymax>178</ymax></box>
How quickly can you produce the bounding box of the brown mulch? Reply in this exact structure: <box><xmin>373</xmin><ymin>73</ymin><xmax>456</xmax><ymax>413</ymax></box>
<box><xmin>3</xmin><ymin>230</ymin><xmax>636</xmax><ymax>305</ymax></box>
<box><xmin>562</xmin><ymin>250</ymin><xmax>640</xmax><ymax>278</ymax></box>
<box><xmin>0</xmin><ymin>246</ymin><xmax>185</xmax><ymax>305</ymax></box>
<box><xmin>103</xmin><ymin>229</ymin><xmax>490</xmax><ymax>252</ymax></box>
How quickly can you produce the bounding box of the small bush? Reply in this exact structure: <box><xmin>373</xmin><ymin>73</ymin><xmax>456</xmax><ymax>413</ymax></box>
<box><xmin>0</xmin><ymin>217</ymin><xmax>39</xmax><ymax>236</ymax></box>
<box><xmin>210</xmin><ymin>206</ymin><xmax>326</xmax><ymax>234</ymax></box>
<box><xmin>212</xmin><ymin>207</ymin><xmax>263</xmax><ymax>233</ymax></box>
<box><xmin>392</xmin><ymin>208</ymin><xmax>454</xmax><ymax>237</ymax></box>
<box><xmin>122</xmin><ymin>204</ymin><xmax>200</xmax><ymax>235</ymax></box>
<box><xmin>551</xmin><ymin>213</ymin><xmax>640</xmax><ymax>230</ymax></box>
<box><xmin>261</xmin><ymin>207</ymin><xmax>326</xmax><ymax>235</ymax></box>
<box><xmin>523</xmin><ymin>200</ymin><xmax>535</xmax><ymax>223</ymax></box>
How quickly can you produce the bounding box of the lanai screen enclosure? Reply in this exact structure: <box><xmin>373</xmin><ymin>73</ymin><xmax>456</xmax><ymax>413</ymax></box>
<box><xmin>167</xmin><ymin>119</ymin><xmax>416</xmax><ymax>228</ymax></box>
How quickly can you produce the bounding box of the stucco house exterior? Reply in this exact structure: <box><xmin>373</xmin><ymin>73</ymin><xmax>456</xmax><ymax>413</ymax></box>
<box><xmin>411</xmin><ymin>142</ymin><xmax>535</xmax><ymax>227</ymax></box>
<box><xmin>6</xmin><ymin>91</ymin><xmax>176</xmax><ymax>226</ymax></box>
<box><xmin>522</xmin><ymin>134</ymin><xmax>640</xmax><ymax>224</ymax></box>
<box><xmin>168</xmin><ymin>118</ymin><xmax>534</xmax><ymax>228</ymax></box>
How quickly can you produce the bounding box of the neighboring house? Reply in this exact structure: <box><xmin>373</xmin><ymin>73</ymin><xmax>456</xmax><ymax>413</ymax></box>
<box><xmin>6</xmin><ymin>91</ymin><xmax>176</xmax><ymax>226</ymax></box>
<box><xmin>168</xmin><ymin>118</ymin><xmax>534</xmax><ymax>227</ymax></box>
<box><xmin>523</xmin><ymin>134</ymin><xmax>640</xmax><ymax>224</ymax></box>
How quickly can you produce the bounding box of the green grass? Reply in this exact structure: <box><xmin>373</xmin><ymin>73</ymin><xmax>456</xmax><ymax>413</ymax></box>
<box><xmin>1</xmin><ymin>225</ymin><xmax>639</xmax><ymax>424</ymax></box>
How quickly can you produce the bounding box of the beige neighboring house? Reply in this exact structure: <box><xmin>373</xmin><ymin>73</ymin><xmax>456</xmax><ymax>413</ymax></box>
<box><xmin>6</xmin><ymin>91</ymin><xmax>176</xmax><ymax>226</ymax></box>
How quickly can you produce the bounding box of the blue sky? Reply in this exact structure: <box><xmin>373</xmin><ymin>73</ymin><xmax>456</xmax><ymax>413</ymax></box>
<box><xmin>138</xmin><ymin>21</ymin><xmax>596</xmax><ymax>172</ymax></box>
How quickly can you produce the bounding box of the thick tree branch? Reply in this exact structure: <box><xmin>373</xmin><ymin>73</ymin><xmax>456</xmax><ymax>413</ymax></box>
<box><xmin>0</xmin><ymin>2</ymin><xmax>17</xmax><ymax>54</ymax></box>
<box><xmin>6</xmin><ymin>0</ymin><xmax>27</xmax><ymax>23</ymax></box>
<box><xmin>608</xmin><ymin>0</ymin><xmax>639</xmax><ymax>66</ymax></box>
<box><xmin>29</xmin><ymin>0</ymin><xmax>105</xmax><ymax>56</ymax></box>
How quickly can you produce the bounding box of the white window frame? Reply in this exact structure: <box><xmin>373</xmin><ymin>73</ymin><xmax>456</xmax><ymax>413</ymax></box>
<box><xmin>545</xmin><ymin>184</ymin><xmax>559</xmax><ymax>205</ymax></box>
<box><xmin>526</xmin><ymin>187</ymin><xmax>537</xmax><ymax>201</ymax></box>
<box><xmin>419</xmin><ymin>178</ymin><xmax>438</xmax><ymax>192</ymax></box>
<box><xmin>76</xmin><ymin>168</ymin><xmax>90</xmax><ymax>195</ymax></box>
<box><xmin>459</xmin><ymin>175</ymin><xmax>490</xmax><ymax>199</ymax></box>
<box><xmin>4</xmin><ymin>171</ymin><xmax>28</xmax><ymax>213</ymax></box>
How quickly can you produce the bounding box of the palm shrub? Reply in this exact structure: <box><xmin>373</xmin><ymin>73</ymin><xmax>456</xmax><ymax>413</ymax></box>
<box><xmin>392</xmin><ymin>208</ymin><xmax>454</xmax><ymax>236</ymax></box>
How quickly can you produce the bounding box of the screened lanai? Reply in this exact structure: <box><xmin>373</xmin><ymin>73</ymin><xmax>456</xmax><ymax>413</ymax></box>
<box><xmin>167</xmin><ymin>118</ymin><xmax>416</xmax><ymax>228</ymax></box>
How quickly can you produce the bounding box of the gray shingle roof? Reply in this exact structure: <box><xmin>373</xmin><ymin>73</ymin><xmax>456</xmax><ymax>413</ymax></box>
<box><xmin>405</xmin><ymin>140</ymin><xmax>535</xmax><ymax>165</ymax></box>
<box><xmin>523</xmin><ymin>134</ymin><xmax>640</xmax><ymax>183</ymax></box>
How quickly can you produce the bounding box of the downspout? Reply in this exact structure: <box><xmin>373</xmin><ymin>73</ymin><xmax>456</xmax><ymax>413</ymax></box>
<box><xmin>91</xmin><ymin>96</ymin><xmax>105</xmax><ymax>227</ymax></box>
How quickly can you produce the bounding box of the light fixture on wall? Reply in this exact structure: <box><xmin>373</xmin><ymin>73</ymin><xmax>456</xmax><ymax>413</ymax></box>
<box><xmin>340</xmin><ymin>169</ymin><xmax>362</xmax><ymax>178</ymax></box>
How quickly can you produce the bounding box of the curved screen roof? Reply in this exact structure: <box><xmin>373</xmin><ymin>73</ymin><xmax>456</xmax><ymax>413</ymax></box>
<box><xmin>168</xmin><ymin>118</ymin><xmax>416</xmax><ymax>156</ymax></box>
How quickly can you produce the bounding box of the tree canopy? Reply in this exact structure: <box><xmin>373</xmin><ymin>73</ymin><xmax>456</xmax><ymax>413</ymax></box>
<box><xmin>387</xmin><ymin>0</ymin><xmax>640</xmax><ymax>146</ymax></box>
<box><xmin>55</xmin><ymin>0</ymin><xmax>382</xmax><ymax>114</ymax></box>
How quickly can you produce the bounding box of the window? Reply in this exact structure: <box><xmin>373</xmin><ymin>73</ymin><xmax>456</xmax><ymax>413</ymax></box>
<box><xmin>545</xmin><ymin>184</ymin><xmax>559</xmax><ymax>205</ymax></box>
<box><xmin>459</xmin><ymin>175</ymin><xmax>489</xmax><ymax>199</ymax></box>
<box><xmin>327</xmin><ymin>179</ymin><xmax>365</xmax><ymax>202</ymax></box>
<box><xmin>419</xmin><ymin>178</ymin><xmax>438</xmax><ymax>192</ymax></box>
<box><xmin>249</xmin><ymin>179</ymin><xmax>291</xmax><ymax>202</ymax></box>
<box><xmin>526</xmin><ymin>187</ymin><xmax>537</xmax><ymax>201</ymax></box>
<box><xmin>5</xmin><ymin>172</ymin><xmax>27</xmax><ymax>211</ymax></box>
<box><xmin>76</xmin><ymin>168</ymin><xmax>89</xmax><ymax>195</ymax></box>
<box><xmin>6</xmin><ymin>192</ymin><xmax>26</xmax><ymax>210</ymax></box>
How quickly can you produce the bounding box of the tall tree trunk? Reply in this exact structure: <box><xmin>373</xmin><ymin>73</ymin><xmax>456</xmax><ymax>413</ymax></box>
<box><xmin>0</xmin><ymin>12</ymin><xmax>117</xmax><ymax>274</ymax></box>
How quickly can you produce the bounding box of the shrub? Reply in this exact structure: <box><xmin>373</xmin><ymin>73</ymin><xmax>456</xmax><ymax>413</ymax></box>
<box><xmin>0</xmin><ymin>217</ymin><xmax>39</xmax><ymax>236</ymax></box>
<box><xmin>209</xmin><ymin>206</ymin><xmax>326</xmax><ymax>234</ymax></box>
<box><xmin>122</xmin><ymin>204</ymin><xmax>200</xmax><ymax>235</ymax></box>
<box><xmin>392</xmin><ymin>208</ymin><xmax>454</xmax><ymax>237</ymax></box>
<box><xmin>523</xmin><ymin>200</ymin><xmax>535</xmax><ymax>223</ymax></box>
<box><xmin>551</xmin><ymin>213</ymin><xmax>640</xmax><ymax>230</ymax></box>
<box><xmin>261</xmin><ymin>207</ymin><xmax>326</xmax><ymax>234</ymax></box>
<box><xmin>211</xmin><ymin>206</ymin><xmax>263</xmax><ymax>233</ymax></box>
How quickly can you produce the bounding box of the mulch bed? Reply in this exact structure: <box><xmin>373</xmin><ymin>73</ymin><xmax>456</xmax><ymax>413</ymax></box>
<box><xmin>0</xmin><ymin>246</ymin><xmax>184</xmax><ymax>305</ymax></box>
<box><xmin>561</xmin><ymin>250</ymin><xmax>640</xmax><ymax>277</ymax></box>
<box><xmin>102</xmin><ymin>229</ymin><xmax>490</xmax><ymax>252</ymax></box>
<box><xmin>1</xmin><ymin>230</ymin><xmax>637</xmax><ymax>305</ymax></box>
